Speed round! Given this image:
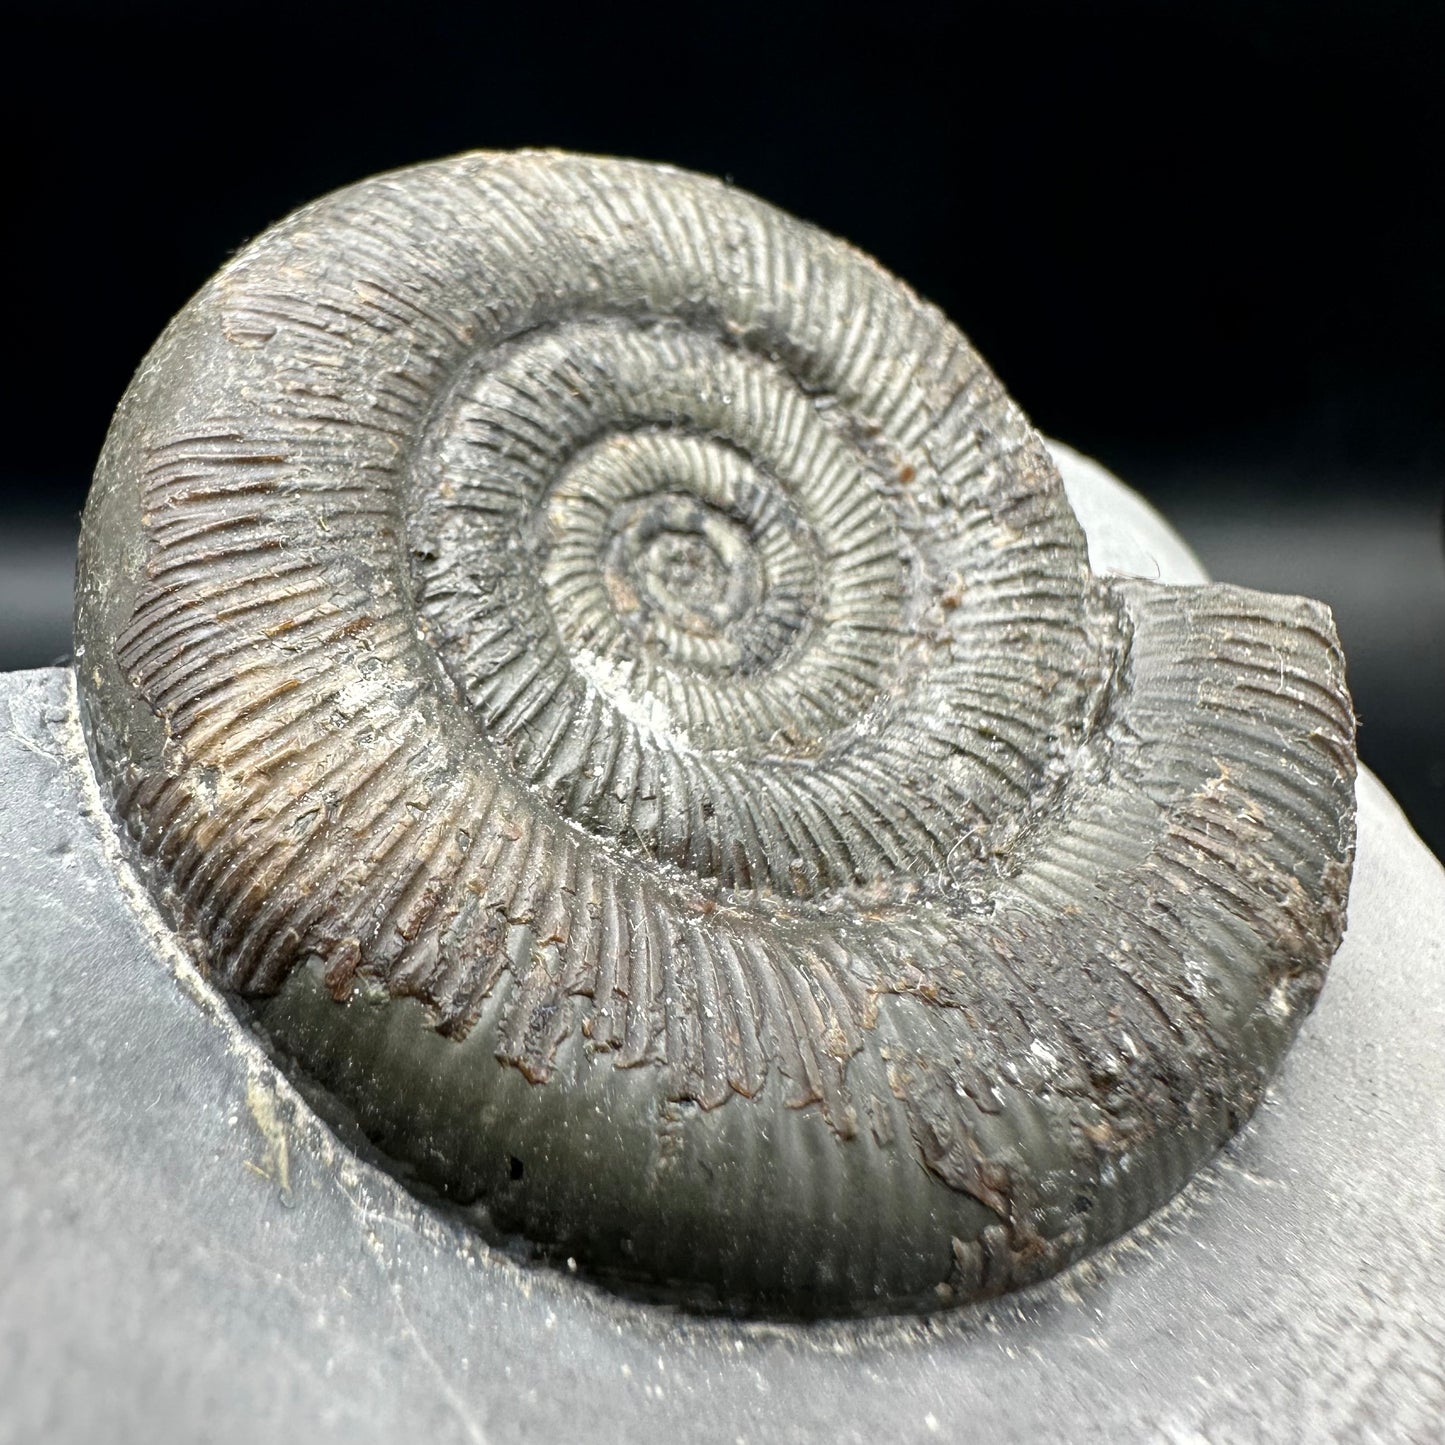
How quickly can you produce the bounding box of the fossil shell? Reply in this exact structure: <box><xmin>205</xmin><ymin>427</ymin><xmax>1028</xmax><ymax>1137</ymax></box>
<box><xmin>75</xmin><ymin>151</ymin><xmax>1357</xmax><ymax>1316</ymax></box>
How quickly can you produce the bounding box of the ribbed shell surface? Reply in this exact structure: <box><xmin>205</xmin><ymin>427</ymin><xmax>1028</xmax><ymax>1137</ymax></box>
<box><xmin>74</xmin><ymin>151</ymin><xmax>1357</xmax><ymax>1316</ymax></box>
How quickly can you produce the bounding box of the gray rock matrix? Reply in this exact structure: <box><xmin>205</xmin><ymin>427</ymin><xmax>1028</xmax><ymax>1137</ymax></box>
<box><xmin>0</xmin><ymin>450</ymin><xmax>1438</xmax><ymax>1439</ymax></box>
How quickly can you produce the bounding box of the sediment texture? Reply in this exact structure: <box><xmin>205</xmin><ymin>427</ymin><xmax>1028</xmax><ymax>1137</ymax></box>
<box><xmin>74</xmin><ymin>151</ymin><xmax>1357</xmax><ymax>1314</ymax></box>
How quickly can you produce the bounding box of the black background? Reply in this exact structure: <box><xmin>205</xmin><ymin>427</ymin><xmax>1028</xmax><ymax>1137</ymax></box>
<box><xmin>3</xmin><ymin>1</ymin><xmax>1442</xmax><ymax>850</ymax></box>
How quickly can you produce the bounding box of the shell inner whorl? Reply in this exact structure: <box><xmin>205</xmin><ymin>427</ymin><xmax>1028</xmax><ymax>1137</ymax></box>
<box><xmin>404</xmin><ymin>303</ymin><xmax>1115</xmax><ymax>897</ymax></box>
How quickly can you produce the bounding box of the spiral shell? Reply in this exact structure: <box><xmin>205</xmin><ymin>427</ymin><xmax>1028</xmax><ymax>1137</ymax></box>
<box><xmin>75</xmin><ymin>151</ymin><xmax>1356</xmax><ymax>1315</ymax></box>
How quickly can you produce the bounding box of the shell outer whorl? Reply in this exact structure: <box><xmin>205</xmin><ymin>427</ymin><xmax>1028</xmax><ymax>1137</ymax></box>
<box><xmin>73</xmin><ymin>151</ymin><xmax>1358</xmax><ymax>1317</ymax></box>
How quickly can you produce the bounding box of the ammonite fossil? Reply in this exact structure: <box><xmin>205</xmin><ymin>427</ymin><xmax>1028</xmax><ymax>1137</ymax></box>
<box><xmin>75</xmin><ymin>151</ymin><xmax>1357</xmax><ymax>1316</ymax></box>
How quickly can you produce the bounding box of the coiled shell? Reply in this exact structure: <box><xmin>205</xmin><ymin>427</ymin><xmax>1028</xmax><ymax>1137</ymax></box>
<box><xmin>75</xmin><ymin>151</ymin><xmax>1357</xmax><ymax>1315</ymax></box>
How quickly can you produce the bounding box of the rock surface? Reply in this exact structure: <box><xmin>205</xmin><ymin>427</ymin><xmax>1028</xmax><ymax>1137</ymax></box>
<box><xmin>1</xmin><ymin>455</ymin><xmax>1441</xmax><ymax>1443</ymax></box>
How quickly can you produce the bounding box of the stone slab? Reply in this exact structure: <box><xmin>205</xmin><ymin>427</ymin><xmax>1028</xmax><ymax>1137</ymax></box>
<box><xmin>1</xmin><ymin>457</ymin><xmax>1441</xmax><ymax>1444</ymax></box>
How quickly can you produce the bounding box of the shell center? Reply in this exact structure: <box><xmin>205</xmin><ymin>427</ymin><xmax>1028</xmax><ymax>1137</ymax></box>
<box><xmin>606</xmin><ymin>494</ymin><xmax>764</xmax><ymax>649</ymax></box>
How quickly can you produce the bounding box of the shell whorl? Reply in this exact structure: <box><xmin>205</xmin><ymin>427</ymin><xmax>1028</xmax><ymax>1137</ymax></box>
<box><xmin>75</xmin><ymin>151</ymin><xmax>1357</xmax><ymax>1315</ymax></box>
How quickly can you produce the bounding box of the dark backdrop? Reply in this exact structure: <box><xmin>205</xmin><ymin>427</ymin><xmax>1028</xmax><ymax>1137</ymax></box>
<box><xmin>4</xmin><ymin>1</ymin><xmax>1442</xmax><ymax>851</ymax></box>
